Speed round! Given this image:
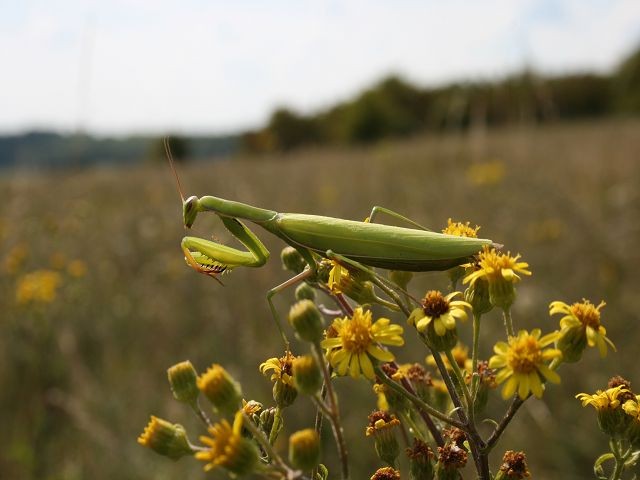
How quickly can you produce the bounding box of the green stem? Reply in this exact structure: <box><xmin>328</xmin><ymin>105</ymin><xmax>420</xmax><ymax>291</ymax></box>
<box><xmin>312</xmin><ymin>342</ymin><xmax>350</xmax><ymax>480</ymax></box>
<box><xmin>444</xmin><ymin>349</ymin><xmax>474</xmax><ymax>423</ymax></box>
<box><xmin>373</xmin><ymin>365</ymin><xmax>465</xmax><ymax>429</ymax></box>
<box><xmin>471</xmin><ymin>313</ymin><xmax>481</xmax><ymax>375</ymax></box>
<box><xmin>398</xmin><ymin>409</ymin><xmax>427</xmax><ymax>443</ymax></box>
<box><xmin>242</xmin><ymin>412</ymin><xmax>291</xmax><ymax>477</ymax></box>
<box><xmin>190</xmin><ymin>400</ymin><xmax>213</xmax><ymax>427</ymax></box>
<box><xmin>502</xmin><ymin>308</ymin><xmax>514</xmax><ymax>337</ymax></box>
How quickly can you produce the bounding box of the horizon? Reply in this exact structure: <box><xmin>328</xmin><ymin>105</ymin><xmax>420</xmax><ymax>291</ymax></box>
<box><xmin>2</xmin><ymin>0</ymin><xmax>640</xmax><ymax>136</ymax></box>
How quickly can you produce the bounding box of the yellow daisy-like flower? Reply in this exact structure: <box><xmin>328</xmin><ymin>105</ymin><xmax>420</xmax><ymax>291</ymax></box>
<box><xmin>321</xmin><ymin>307</ymin><xmax>404</xmax><ymax>380</ymax></box>
<box><xmin>195</xmin><ymin>411</ymin><xmax>258</xmax><ymax>475</ymax></box>
<box><xmin>549</xmin><ymin>299</ymin><xmax>615</xmax><ymax>357</ymax></box>
<box><xmin>463</xmin><ymin>247</ymin><xmax>531</xmax><ymax>287</ymax></box>
<box><xmin>489</xmin><ymin>329</ymin><xmax>562</xmax><ymax>400</ymax></box>
<box><xmin>576</xmin><ymin>385</ymin><xmax>630</xmax><ymax>411</ymax></box>
<box><xmin>623</xmin><ymin>396</ymin><xmax>640</xmax><ymax>420</ymax></box>
<box><xmin>409</xmin><ymin>291</ymin><xmax>470</xmax><ymax>336</ymax></box>
<box><xmin>259</xmin><ymin>351</ymin><xmax>297</xmax><ymax>387</ymax></box>
<box><xmin>442</xmin><ymin>218</ymin><xmax>480</xmax><ymax>238</ymax></box>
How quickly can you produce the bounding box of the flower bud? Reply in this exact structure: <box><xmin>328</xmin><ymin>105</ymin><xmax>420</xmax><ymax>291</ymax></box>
<box><xmin>406</xmin><ymin>438</ymin><xmax>434</xmax><ymax>480</ymax></box>
<box><xmin>197</xmin><ymin>364</ymin><xmax>243</xmax><ymax>417</ymax></box>
<box><xmin>259</xmin><ymin>407</ymin><xmax>281</xmax><ymax>438</ymax></box>
<box><xmin>494</xmin><ymin>451</ymin><xmax>531</xmax><ymax>480</ymax></box>
<box><xmin>293</xmin><ymin>355</ymin><xmax>323</xmax><ymax>395</ymax></box>
<box><xmin>366</xmin><ymin>411</ymin><xmax>401</xmax><ymax>466</ymax></box>
<box><xmin>137</xmin><ymin>416</ymin><xmax>194</xmax><ymax>460</ymax></box>
<box><xmin>289</xmin><ymin>429</ymin><xmax>321</xmax><ymax>471</ymax></box>
<box><xmin>281</xmin><ymin>246</ymin><xmax>306</xmax><ymax>273</ymax></box>
<box><xmin>295</xmin><ymin>283</ymin><xmax>316</xmax><ymax>301</ymax></box>
<box><xmin>289</xmin><ymin>300</ymin><xmax>325</xmax><ymax>343</ymax></box>
<box><xmin>167</xmin><ymin>360</ymin><xmax>199</xmax><ymax>405</ymax></box>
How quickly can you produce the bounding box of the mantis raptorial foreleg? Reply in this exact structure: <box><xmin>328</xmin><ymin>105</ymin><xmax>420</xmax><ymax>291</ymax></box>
<box><xmin>181</xmin><ymin>216</ymin><xmax>270</xmax><ymax>279</ymax></box>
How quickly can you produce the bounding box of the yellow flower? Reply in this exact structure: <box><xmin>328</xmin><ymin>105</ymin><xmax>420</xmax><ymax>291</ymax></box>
<box><xmin>15</xmin><ymin>269</ymin><xmax>62</xmax><ymax>305</ymax></box>
<box><xmin>576</xmin><ymin>385</ymin><xmax>629</xmax><ymax>411</ymax></box>
<box><xmin>463</xmin><ymin>247</ymin><xmax>531</xmax><ymax>287</ymax></box>
<box><xmin>442</xmin><ymin>219</ymin><xmax>480</xmax><ymax>238</ymax></box>
<box><xmin>623</xmin><ymin>396</ymin><xmax>640</xmax><ymax>419</ymax></box>
<box><xmin>259</xmin><ymin>351</ymin><xmax>297</xmax><ymax>387</ymax></box>
<box><xmin>463</xmin><ymin>247</ymin><xmax>531</xmax><ymax>309</ymax></box>
<box><xmin>409</xmin><ymin>291</ymin><xmax>470</xmax><ymax>336</ymax></box>
<box><xmin>195</xmin><ymin>411</ymin><xmax>259</xmax><ymax>475</ymax></box>
<box><xmin>321</xmin><ymin>307</ymin><xmax>403</xmax><ymax>380</ymax></box>
<box><xmin>489</xmin><ymin>330</ymin><xmax>561</xmax><ymax>400</ymax></box>
<box><xmin>550</xmin><ymin>300</ymin><xmax>615</xmax><ymax>358</ymax></box>
<box><xmin>138</xmin><ymin>416</ymin><xmax>194</xmax><ymax>460</ymax></box>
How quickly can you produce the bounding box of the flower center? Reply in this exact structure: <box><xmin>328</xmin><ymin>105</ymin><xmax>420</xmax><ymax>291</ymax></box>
<box><xmin>570</xmin><ymin>303</ymin><xmax>600</xmax><ymax>329</ymax></box>
<box><xmin>340</xmin><ymin>317</ymin><xmax>372</xmax><ymax>354</ymax></box>
<box><xmin>422</xmin><ymin>291</ymin><xmax>450</xmax><ymax>317</ymax></box>
<box><xmin>507</xmin><ymin>337</ymin><xmax>542</xmax><ymax>374</ymax></box>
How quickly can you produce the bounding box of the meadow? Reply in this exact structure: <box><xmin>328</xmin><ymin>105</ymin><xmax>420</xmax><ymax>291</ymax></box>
<box><xmin>1</xmin><ymin>118</ymin><xmax>639</xmax><ymax>479</ymax></box>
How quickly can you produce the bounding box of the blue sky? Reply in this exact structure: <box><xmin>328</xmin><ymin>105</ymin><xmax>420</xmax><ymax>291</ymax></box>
<box><xmin>1</xmin><ymin>0</ymin><xmax>639</xmax><ymax>135</ymax></box>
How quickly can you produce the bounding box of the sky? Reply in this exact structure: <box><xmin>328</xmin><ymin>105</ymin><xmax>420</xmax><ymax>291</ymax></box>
<box><xmin>1</xmin><ymin>0</ymin><xmax>639</xmax><ymax>136</ymax></box>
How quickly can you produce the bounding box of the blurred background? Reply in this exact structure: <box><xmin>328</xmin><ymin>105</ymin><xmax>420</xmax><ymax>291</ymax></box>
<box><xmin>1</xmin><ymin>1</ymin><xmax>640</xmax><ymax>478</ymax></box>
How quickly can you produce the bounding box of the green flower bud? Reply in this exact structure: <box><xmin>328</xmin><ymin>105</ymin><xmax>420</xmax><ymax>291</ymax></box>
<box><xmin>366</xmin><ymin>411</ymin><xmax>401</xmax><ymax>466</ymax></box>
<box><xmin>197</xmin><ymin>364</ymin><xmax>242</xmax><ymax>417</ymax></box>
<box><xmin>137</xmin><ymin>416</ymin><xmax>194</xmax><ymax>460</ymax></box>
<box><xmin>293</xmin><ymin>355</ymin><xmax>323</xmax><ymax>395</ymax></box>
<box><xmin>167</xmin><ymin>360</ymin><xmax>199</xmax><ymax>405</ymax></box>
<box><xmin>295</xmin><ymin>283</ymin><xmax>316</xmax><ymax>301</ymax></box>
<box><xmin>289</xmin><ymin>429</ymin><xmax>321</xmax><ymax>471</ymax></box>
<box><xmin>289</xmin><ymin>300</ymin><xmax>325</xmax><ymax>343</ymax></box>
<box><xmin>406</xmin><ymin>438</ymin><xmax>434</xmax><ymax>480</ymax></box>
<box><xmin>259</xmin><ymin>407</ymin><xmax>280</xmax><ymax>438</ymax></box>
<box><xmin>281</xmin><ymin>246</ymin><xmax>306</xmax><ymax>273</ymax></box>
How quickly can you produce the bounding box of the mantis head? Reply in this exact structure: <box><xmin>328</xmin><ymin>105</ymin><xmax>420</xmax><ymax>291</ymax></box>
<box><xmin>183</xmin><ymin>195</ymin><xmax>200</xmax><ymax>228</ymax></box>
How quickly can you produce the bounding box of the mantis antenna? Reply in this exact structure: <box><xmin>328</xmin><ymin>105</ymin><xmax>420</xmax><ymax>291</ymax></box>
<box><xmin>165</xmin><ymin>136</ymin><xmax>185</xmax><ymax>203</ymax></box>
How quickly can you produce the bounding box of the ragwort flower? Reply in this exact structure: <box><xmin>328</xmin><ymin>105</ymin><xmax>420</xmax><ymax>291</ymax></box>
<box><xmin>409</xmin><ymin>291</ymin><xmax>470</xmax><ymax>335</ymax></box>
<box><xmin>463</xmin><ymin>247</ymin><xmax>531</xmax><ymax>309</ymax></box>
<box><xmin>550</xmin><ymin>299</ymin><xmax>615</xmax><ymax>359</ymax></box>
<box><xmin>489</xmin><ymin>330</ymin><xmax>561</xmax><ymax>400</ymax></box>
<box><xmin>195</xmin><ymin>411</ymin><xmax>259</xmax><ymax>475</ymax></box>
<box><xmin>321</xmin><ymin>307</ymin><xmax>403</xmax><ymax>380</ymax></box>
<box><xmin>577</xmin><ymin>385</ymin><xmax>631</xmax><ymax>437</ymax></box>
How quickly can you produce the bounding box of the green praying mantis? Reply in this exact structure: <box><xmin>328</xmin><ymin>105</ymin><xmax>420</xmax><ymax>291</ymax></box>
<box><xmin>167</xmin><ymin>140</ymin><xmax>495</xmax><ymax>343</ymax></box>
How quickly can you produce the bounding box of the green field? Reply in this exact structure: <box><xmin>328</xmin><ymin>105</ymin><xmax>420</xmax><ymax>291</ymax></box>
<box><xmin>2</xmin><ymin>119</ymin><xmax>640</xmax><ymax>479</ymax></box>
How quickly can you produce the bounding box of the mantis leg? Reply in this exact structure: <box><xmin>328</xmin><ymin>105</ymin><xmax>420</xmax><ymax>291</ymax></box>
<box><xmin>367</xmin><ymin>206</ymin><xmax>431</xmax><ymax>231</ymax></box>
<box><xmin>181</xmin><ymin>216</ymin><xmax>270</xmax><ymax>278</ymax></box>
<box><xmin>267</xmin><ymin>269</ymin><xmax>315</xmax><ymax>349</ymax></box>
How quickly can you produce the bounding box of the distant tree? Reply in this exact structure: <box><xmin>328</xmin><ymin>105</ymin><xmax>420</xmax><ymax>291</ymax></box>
<box><xmin>613</xmin><ymin>45</ymin><xmax>640</xmax><ymax>113</ymax></box>
<box><xmin>266</xmin><ymin>108</ymin><xmax>320</xmax><ymax>152</ymax></box>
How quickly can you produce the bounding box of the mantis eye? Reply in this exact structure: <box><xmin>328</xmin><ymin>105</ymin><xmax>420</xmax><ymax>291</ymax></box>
<box><xmin>183</xmin><ymin>196</ymin><xmax>199</xmax><ymax>228</ymax></box>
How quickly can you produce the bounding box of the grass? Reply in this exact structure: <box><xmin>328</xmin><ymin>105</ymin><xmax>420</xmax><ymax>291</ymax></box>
<box><xmin>1</xmin><ymin>118</ymin><xmax>639</xmax><ymax>479</ymax></box>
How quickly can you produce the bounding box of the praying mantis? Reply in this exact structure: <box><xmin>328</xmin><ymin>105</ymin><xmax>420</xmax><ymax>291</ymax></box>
<box><xmin>168</xmin><ymin>140</ymin><xmax>494</xmax><ymax>342</ymax></box>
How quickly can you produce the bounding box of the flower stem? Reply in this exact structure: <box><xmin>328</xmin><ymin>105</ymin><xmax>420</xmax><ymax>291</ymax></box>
<box><xmin>190</xmin><ymin>400</ymin><xmax>213</xmax><ymax>427</ymax></box>
<box><xmin>502</xmin><ymin>308</ymin><xmax>514</xmax><ymax>337</ymax></box>
<box><xmin>242</xmin><ymin>412</ymin><xmax>291</xmax><ymax>477</ymax></box>
<box><xmin>373</xmin><ymin>365</ymin><xmax>465</xmax><ymax>429</ymax></box>
<box><xmin>312</xmin><ymin>341</ymin><xmax>350</xmax><ymax>480</ymax></box>
<box><xmin>444</xmin><ymin>349</ymin><xmax>474</xmax><ymax>422</ymax></box>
